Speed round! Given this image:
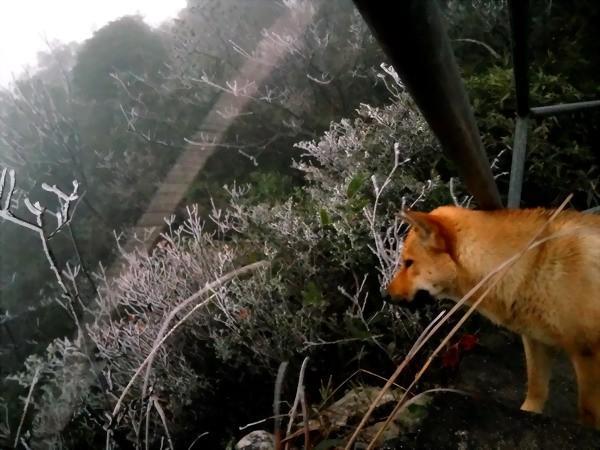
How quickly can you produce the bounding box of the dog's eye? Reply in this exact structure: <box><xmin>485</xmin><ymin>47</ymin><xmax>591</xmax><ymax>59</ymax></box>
<box><xmin>404</xmin><ymin>259</ymin><xmax>414</xmax><ymax>269</ymax></box>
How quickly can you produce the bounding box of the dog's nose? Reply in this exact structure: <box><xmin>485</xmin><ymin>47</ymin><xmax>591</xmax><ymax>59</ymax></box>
<box><xmin>414</xmin><ymin>289</ymin><xmax>433</xmax><ymax>303</ymax></box>
<box><xmin>388</xmin><ymin>290</ymin><xmax>433</xmax><ymax>312</ymax></box>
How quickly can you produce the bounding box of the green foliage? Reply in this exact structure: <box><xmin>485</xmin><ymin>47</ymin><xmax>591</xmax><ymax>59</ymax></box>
<box><xmin>246</xmin><ymin>171</ymin><xmax>296</xmax><ymax>204</ymax></box>
<box><xmin>347</xmin><ymin>174</ymin><xmax>367</xmax><ymax>199</ymax></box>
<box><xmin>465</xmin><ymin>63</ymin><xmax>599</xmax><ymax>207</ymax></box>
<box><xmin>449</xmin><ymin>0</ymin><xmax>600</xmax><ymax>209</ymax></box>
<box><xmin>302</xmin><ymin>281</ymin><xmax>325</xmax><ymax>307</ymax></box>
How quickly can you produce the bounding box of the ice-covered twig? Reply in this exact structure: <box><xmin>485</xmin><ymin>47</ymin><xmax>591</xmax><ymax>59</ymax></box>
<box><xmin>0</xmin><ymin>167</ymin><xmax>82</xmax><ymax>315</ymax></box>
<box><xmin>363</xmin><ymin>143</ymin><xmax>410</xmax><ymax>286</ymax></box>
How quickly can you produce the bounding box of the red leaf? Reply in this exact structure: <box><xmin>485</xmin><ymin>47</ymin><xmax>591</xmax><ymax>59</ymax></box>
<box><xmin>441</xmin><ymin>345</ymin><xmax>460</xmax><ymax>369</ymax></box>
<box><xmin>458</xmin><ymin>334</ymin><xmax>478</xmax><ymax>351</ymax></box>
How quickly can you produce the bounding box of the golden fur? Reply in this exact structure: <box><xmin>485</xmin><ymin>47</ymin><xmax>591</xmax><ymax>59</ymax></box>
<box><xmin>387</xmin><ymin>206</ymin><xmax>600</xmax><ymax>427</ymax></box>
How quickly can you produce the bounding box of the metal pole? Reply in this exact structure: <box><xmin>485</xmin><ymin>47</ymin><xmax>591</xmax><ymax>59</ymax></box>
<box><xmin>507</xmin><ymin>117</ymin><xmax>529</xmax><ymax>208</ymax></box>
<box><xmin>507</xmin><ymin>0</ymin><xmax>530</xmax><ymax>207</ymax></box>
<box><xmin>531</xmin><ymin>99</ymin><xmax>600</xmax><ymax>117</ymax></box>
<box><xmin>352</xmin><ymin>0</ymin><xmax>502</xmax><ymax>210</ymax></box>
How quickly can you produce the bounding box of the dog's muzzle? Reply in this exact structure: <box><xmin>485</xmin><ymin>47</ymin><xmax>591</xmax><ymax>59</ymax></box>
<box><xmin>384</xmin><ymin>289</ymin><xmax>433</xmax><ymax>312</ymax></box>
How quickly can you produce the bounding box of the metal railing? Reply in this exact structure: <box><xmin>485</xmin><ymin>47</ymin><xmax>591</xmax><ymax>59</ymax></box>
<box><xmin>353</xmin><ymin>0</ymin><xmax>600</xmax><ymax>211</ymax></box>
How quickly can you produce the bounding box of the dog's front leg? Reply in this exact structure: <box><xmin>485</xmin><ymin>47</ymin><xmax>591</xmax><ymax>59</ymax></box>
<box><xmin>520</xmin><ymin>335</ymin><xmax>553</xmax><ymax>413</ymax></box>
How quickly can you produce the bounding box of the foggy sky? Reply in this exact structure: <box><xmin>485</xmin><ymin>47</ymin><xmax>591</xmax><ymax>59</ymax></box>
<box><xmin>0</xmin><ymin>0</ymin><xmax>185</xmax><ymax>86</ymax></box>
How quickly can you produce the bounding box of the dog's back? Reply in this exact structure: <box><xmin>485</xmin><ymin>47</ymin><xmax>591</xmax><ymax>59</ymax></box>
<box><xmin>429</xmin><ymin>206</ymin><xmax>600</xmax><ymax>351</ymax></box>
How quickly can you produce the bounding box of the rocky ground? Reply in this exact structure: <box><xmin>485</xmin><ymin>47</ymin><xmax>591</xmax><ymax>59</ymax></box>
<box><xmin>385</xmin><ymin>319</ymin><xmax>599</xmax><ymax>449</ymax></box>
<box><xmin>236</xmin><ymin>318</ymin><xmax>600</xmax><ymax>449</ymax></box>
<box><xmin>452</xmin><ymin>321</ymin><xmax>578</xmax><ymax>419</ymax></box>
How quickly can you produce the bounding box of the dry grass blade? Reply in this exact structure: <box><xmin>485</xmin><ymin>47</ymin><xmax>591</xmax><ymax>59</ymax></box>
<box><xmin>139</xmin><ymin>260</ymin><xmax>270</xmax><ymax>408</ymax></box>
<box><xmin>284</xmin><ymin>357</ymin><xmax>310</xmax><ymax>450</ymax></box>
<box><xmin>274</xmin><ymin>361</ymin><xmax>288</xmax><ymax>450</ymax></box>
<box><xmin>301</xmin><ymin>388</ymin><xmax>311</xmax><ymax>450</ymax></box>
<box><xmin>238</xmin><ymin>414</ymin><xmax>289</xmax><ymax>432</ymax></box>
<box><xmin>152</xmin><ymin>396</ymin><xmax>174</xmax><ymax>450</ymax></box>
<box><xmin>111</xmin><ymin>292</ymin><xmax>215</xmax><ymax>423</ymax></box>
<box><xmin>317</xmin><ymin>368</ymin><xmax>407</xmax><ymax>411</ymax></box>
<box><xmin>345</xmin><ymin>195</ymin><xmax>573</xmax><ymax>449</ymax></box>
<box><xmin>409</xmin><ymin>309</ymin><xmax>447</xmax><ymax>354</ymax></box>
<box><xmin>396</xmin><ymin>387</ymin><xmax>470</xmax><ymax>413</ymax></box>
<box><xmin>144</xmin><ymin>396</ymin><xmax>152</xmax><ymax>450</ymax></box>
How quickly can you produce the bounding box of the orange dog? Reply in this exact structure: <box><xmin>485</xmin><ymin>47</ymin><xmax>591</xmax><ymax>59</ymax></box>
<box><xmin>387</xmin><ymin>206</ymin><xmax>600</xmax><ymax>427</ymax></box>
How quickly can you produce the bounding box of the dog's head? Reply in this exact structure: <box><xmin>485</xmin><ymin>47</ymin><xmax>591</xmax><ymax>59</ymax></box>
<box><xmin>387</xmin><ymin>210</ymin><xmax>458</xmax><ymax>305</ymax></box>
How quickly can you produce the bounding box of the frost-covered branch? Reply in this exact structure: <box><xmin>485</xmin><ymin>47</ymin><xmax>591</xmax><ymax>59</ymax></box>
<box><xmin>363</xmin><ymin>144</ymin><xmax>410</xmax><ymax>287</ymax></box>
<box><xmin>0</xmin><ymin>167</ymin><xmax>82</xmax><ymax>317</ymax></box>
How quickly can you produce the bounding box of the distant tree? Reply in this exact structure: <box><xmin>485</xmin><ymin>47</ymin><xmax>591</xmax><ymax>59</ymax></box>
<box><xmin>72</xmin><ymin>16</ymin><xmax>167</xmax><ymax>100</ymax></box>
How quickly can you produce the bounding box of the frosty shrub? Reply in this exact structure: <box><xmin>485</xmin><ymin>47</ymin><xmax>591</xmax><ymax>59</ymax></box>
<box><xmin>7</xmin><ymin>338</ymin><xmax>97</xmax><ymax>449</ymax></box>
<box><xmin>8</xmin><ymin>71</ymin><xmax>459</xmax><ymax>448</ymax></box>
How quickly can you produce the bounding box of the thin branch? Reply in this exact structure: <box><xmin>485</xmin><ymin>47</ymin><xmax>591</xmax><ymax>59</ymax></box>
<box><xmin>187</xmin><ymin>432</ymin><xmax>209</xmax><ymax>450</ymax></box>
<box><xmin>67</xmin><ymin>223</ymin><xmax>99</xmax><ymax>297</ymax></box>
<box><xmin>454</xmin><ymin>38</ymin><xmax>501</xmax><ymax>59</ymax></box>
<box><xmin>13</xmin><ymin>366</ymin><xmax>41</xmax><ymax>448</ymax></box>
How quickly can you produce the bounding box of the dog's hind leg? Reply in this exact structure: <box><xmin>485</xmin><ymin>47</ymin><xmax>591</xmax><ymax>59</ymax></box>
<box><xmin>520</xmin><ymin>335</ymin><xmax>554</xmax><ymax>413</ymax></box>
<box><xmin>570</xmin><ymin>349</ymin><xmax>600</xmax><ymax>428</ymax></box>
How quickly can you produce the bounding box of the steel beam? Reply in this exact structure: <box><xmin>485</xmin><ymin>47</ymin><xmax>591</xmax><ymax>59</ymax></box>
<box><xmin>352</xmin><ymin>0</ymin><xmax>502</xmax><ymax>210</ymax></box>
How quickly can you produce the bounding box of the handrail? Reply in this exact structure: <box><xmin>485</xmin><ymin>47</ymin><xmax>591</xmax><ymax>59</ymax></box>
<box><xmin>352</xmin><ymin>0</ymin><xmax>503</xmax><ymax>210</ymax></box>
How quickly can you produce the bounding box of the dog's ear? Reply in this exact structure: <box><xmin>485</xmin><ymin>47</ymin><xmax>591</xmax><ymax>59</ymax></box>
<box><xmin>400</xmin><ymin>210</ymin><xmax>435</xmax><ymax>237</ymax></box>
<box><xmin>400</xmin><ymin>210</ymin><xmax>447</xmax><ymax>251</ymax></box>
